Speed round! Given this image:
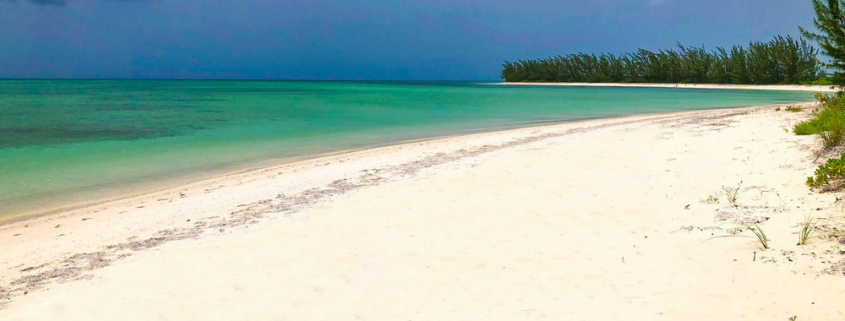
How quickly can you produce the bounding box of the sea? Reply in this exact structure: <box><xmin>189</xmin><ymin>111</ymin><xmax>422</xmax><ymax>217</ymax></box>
<box><xmin>0</xmin><ymin>80</ymin><xmax>815</xmax><ymax>219</ymax></box>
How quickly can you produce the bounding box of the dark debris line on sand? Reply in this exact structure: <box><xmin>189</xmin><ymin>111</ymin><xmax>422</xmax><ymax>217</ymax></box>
<box><xmin>0</xmin><ymin>109</ymin><xmax>753</xmax><ymax>308</ymax></box>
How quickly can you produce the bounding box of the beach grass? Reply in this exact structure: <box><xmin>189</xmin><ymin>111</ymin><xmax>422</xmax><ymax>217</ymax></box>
<box><xmin>708</xmin><ymin>222</ymin><xmax>770</xmax><ymax>251</ymax></box>
<box><xmin>746</xmin><ymin>224</ymin><xmax>770</xmax><ymax>250</ymax></box>
<box><xmin>722</xmin><ymin>181</ymin><xmax>742</xmax><ymax>206</ymax></box>
<box><xmin>797</xmin><ymin>216</ymin><xmax>816</xmax><ymax>246</ymax></box>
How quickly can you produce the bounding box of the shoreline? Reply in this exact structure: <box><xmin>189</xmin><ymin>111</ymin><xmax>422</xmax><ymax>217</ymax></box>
<box><xmin>0</xmin><ymin>102</ymin><xmax>804</xmax><ymax>225</ymax></box>
<box><xmin>3</xmin><ymin>101</ymin><xmax>845</xmax><ymax>319</ymax></box>
<box><xmin>0</xmin><ymin>116</ymin><xmax>662</xmax><ymax>224</ymax></box>
<box><xmin>497</xmin><ymin>82</ymin><xmax>841</xmax><ymax>92</ymax></box>
<box><xmin>1</xmin><ymin>105</ymin><xmax>746</xmax><ymax>225</ymax></box>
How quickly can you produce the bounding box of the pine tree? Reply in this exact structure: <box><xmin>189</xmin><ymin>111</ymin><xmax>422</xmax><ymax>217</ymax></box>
<box><xmin>501</xmin><ymin>36</ymin><xmax>820</xmax><ymax>84</ymax></box>
<box><xmin>801</xmin><ymin>0</ymin><xmax>845</xmax><ymax>86</ymax></box>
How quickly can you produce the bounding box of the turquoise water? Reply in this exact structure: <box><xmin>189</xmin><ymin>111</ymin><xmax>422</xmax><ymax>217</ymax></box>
<box><xmin>0</xmin><ymin>80</ymin><xmax>814</xmax><ymax>218</ymax></box>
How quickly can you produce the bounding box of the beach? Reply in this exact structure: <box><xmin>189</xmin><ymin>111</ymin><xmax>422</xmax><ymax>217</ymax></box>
<box><xmin>499</xmin><ymin>82</ymin><xmax>842</xmax><ymax>92</ymax></box>
<box><xmin>2</xmin><ymin>102</ymin><xmax>845</xmax><ymax>320</ymax></box>
<box><xmin>1</xmin><ymin>80</ymin><xmax>815</xmax><ymax>221</ymax></box>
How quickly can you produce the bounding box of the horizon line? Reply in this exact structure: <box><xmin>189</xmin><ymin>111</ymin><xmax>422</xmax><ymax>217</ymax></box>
<box><xmin>0</xmin><ymin>78</ymin><xmax>502</xmax><ymax>82</ymax></box>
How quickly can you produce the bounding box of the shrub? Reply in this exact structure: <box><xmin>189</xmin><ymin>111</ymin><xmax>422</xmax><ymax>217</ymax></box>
<box><xmin>793</xmin><ymin>93</ymin><xmax>845</xmax><ymax>147</ymax></box>
<box><xmin>806</xmin><ymin>153</ymin><xmax>845</xmax><ymax>186</ymax></box>
<box><xmin>786</xmin><ymin>106</ymin><xmax>803</xmax><ymax>112</ymax></box>
<box><xmin>820</xmin><ymin>124</ymin><xmax>845</xmax><ymax>148</ymax></box>
<box><xmin>794</xmin><ymin>121</ymin><xmax>819</xmax><ymax>135</ymax></box>
<box><xmin>811</xmin><ymin>77</ymin><xmax>834</xmax><ymax>86</ymax></box>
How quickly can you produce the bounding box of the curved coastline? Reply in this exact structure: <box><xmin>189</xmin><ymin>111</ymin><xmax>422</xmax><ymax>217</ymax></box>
<box><xmin>4</xmin><ymin>101</ymin><xmax>845</xmax><ymax>319</ymax></box>
<box><xmin>0</xmin><ymin>99</ymin><xmax>811</xmax><ymax>224</ymax></box>
<box><xmin>1</xmin><ymin>83</ymin><xmax>816</xmax><ymax>222</ymax></box>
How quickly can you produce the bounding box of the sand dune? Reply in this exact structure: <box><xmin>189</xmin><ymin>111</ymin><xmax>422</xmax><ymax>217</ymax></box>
<box><xmin>2</xmin><ymin>103</ymin><xmax>845</xmax><ymax>320</ymax></box>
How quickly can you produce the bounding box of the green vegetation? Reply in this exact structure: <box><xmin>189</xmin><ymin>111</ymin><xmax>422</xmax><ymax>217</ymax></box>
<box><xmin>800</xmin><ymin>1</ymin><xmax>845</xmax><ymax>189</ymax></box>
<box><xmin>820</xmin><ymin>125</ymin><xmax>845</xmax><ymax>147</ymax></box>
<box><xmin>791</xmin><ymin>98</ymin><xmax>845</xmax><ymax>150</ymax></box>
<box><xmin>797</xmin><ymin>216</ymin><xmax>817</xmax><ymax>245</ymax></box>
<box><xmin>722</xmin><ymin>181</ymin><xmax>742</xmax><ymax>206</ymax></box>
<box><xmin>794</xmin><ymin>94</ymin><xmax>845</xmax><ymax>148</ymax></box>
<box><xmin>793</xmin><ymin>120</ymin><xmax>817</xmax><ymax>135</ymax></box>
<box><xmin>501</xmin><ymin>35</ymin><xmax>822</xmax><ymax>84</ymax></box>
<box><xmin>798</xmin><ymin>96</ymin><xmax>845</xmax><ymax>188</ymax></box>
<box><xmin>806</xmin><ymin>76</ymin><xmax>834</xmax><ymax>85</ymax></box>
<box><xmin>786</xmin><ymin>106</ymin><xmax>803</xmax><ymax>112</ymax></box>
<box><xmin>806</xmin><ymin>153</ymin><xmax>845</xmax><ymax>186</ymax></box>
<box><xmin>746</xmin><ymin>225</ymin><xmax>771</xmax><ymax>250</ymax></box>
<box><xmin>709</xmin><ymin>224</ymin><xmax>770</xmax><ymax>251</ymax></box>
<box><xmin>801</xmin><ymin>0</ymin><xmax>845</xmax><ymax>87</ymax></box>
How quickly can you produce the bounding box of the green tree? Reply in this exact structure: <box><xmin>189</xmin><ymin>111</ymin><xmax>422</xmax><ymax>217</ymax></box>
<box><xmin>801</xmin><ymin>0</ymin><xmax>845</xmax><ymax>86</ymax></box>
<box><xmin>501</xmin><ymin>35</ymin><xmax>820</xmax><ymax>84</ymax></box>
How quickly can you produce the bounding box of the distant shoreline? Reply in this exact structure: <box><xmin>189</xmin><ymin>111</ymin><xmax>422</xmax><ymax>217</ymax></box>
<box><xmin>497</xmin><ymin>82</ymin><xmax>841</xmax><ymax>93</ymax></box>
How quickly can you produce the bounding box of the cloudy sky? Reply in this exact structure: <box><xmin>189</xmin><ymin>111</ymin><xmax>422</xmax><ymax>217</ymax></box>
<box><xmin>0</xmin><ymin>0</ymin><xmax>818</xmax><ymax>80</ymax></box>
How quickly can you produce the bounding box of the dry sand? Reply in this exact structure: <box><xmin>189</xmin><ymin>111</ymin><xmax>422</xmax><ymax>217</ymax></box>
<box><xmin>2</xmin><ymin>103</ymin><xmax>845</xmax><ymax>320</ymax></box>
<box><xmin>499</xmin><ymin>82</ymin><xmax>842</xmax><ymax>92</ymax></box>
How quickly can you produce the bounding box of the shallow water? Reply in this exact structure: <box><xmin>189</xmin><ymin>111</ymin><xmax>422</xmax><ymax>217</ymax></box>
<box><xmin>0</xmin><ymin>80</ymin><xmax>814</xmax><ymax>218</ymax></box>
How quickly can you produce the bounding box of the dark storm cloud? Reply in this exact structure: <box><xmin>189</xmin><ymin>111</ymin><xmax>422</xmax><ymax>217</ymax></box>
<box><xmin>31</xmin><ymin>0</ymin><xmax>65</xmax><ymax>5</ymax></box>
<box><xmin>4</xmin><ymin>0</ymin><xmax>143</xmax><ymax>5</ymax></box>
<box><xmin>0</xmin><ymin>0</ymin><xmax>820</xmax><ymax>80</ymax></box>
<box><xmin>2</xmin><ymin>0</ymin><xmax>66</xmax><ymax>5</ymax></box>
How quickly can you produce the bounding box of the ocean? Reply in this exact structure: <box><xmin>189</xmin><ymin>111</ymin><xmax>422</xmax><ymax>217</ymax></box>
<box><xmin>0</xmin><ymin>80</ymin><xmax>815</xmax><ymax>219</ymax></box>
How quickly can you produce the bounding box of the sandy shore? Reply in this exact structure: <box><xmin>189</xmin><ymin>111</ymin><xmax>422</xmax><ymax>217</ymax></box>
<box><xmin>2</xmin><ymin>103</ymin><xmax>845</xmax><ymax>320</ymax></box>
<box><xmin>499</xmin><ymin>82</ymin><xmax>841</xmax><ymax>92</ymax></box>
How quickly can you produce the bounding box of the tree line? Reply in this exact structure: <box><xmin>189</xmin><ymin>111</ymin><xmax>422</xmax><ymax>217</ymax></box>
<box><xmin>501</xmin><ymin>35</ymin><xmax>823</xmax><ymax>84</ymax></box>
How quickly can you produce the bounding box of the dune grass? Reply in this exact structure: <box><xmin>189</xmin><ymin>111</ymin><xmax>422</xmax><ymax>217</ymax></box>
<box><xmin>709</xmin><ymin>223</ymin><xmax>770</xmax><ymax>251</ymax></box>
<box><xmin>746</xmin><ymin>224</ymin><xmax>770</xmax><ymax>250</ymax></box>
<box><xmin>797</xmin><ymin>216</ymin><xmax>817</xmax><ymax>246</ymax></box>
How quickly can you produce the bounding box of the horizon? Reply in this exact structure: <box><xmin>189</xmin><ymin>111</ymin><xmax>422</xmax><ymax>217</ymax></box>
<box><xmin>0</xmin><ymin>78</ymin><xmax>499</xmax><ymax>81</ymax></box>
<box><xmin>0</xmin><ymin>0</ymin><xmax>819</xmax><ymax>80</ymax></box>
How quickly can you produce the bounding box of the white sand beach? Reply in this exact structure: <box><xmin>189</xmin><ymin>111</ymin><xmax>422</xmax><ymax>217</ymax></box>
<box><xmin>2</xmin><ymin>103</ymin><xmax>845</xmax><ymax>320</ymax></box>
<box><xmin>499</xmin><ymin>82</ymin><xmax>842</xmax><ymax>92</ymax></box>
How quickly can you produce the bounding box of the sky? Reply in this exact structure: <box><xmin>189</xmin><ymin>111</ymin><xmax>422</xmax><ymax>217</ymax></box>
<box><xmin>0</xmin><ymin>0</ymin><xmax>819</xmax><ymax>80</ymax></box>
